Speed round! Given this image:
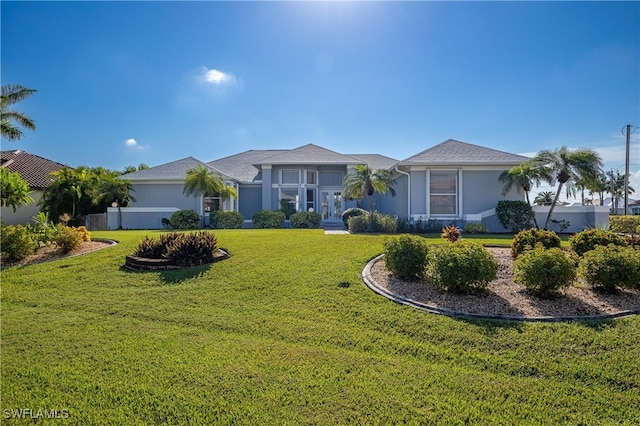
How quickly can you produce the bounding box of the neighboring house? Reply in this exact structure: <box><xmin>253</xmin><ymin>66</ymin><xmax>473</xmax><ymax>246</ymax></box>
<box><xmin>627</xmin><ymin>199</ymin><xmax>640</xmax><ymax>216</ymax></box>
<box><xmin>117</xmin><ymin>139</ymin><xmax>538</xmax><ymax>230</ymax></box>
<box><xmin>115</xmin><ymin>139</ymin><xmax>608</xmax><ymax>232</ymax></box>
<box><xmin>0</xmin><ymin>150</ymin><xmax>67</xmax><ymax>225</ymax></box>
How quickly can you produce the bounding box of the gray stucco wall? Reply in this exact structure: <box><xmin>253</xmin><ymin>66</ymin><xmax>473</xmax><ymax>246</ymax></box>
<box><xmin>130</xmin><ymin>183</ymin><xmax>200</xmax><ymax>211</ymax></box>
<box><xmin>375</xmin><ymin>174</ymin><xmax>408</xmax><ymax>217</ymax></box>
<box><xmin>0</xmin><ymin>191</ymin><xmax>43</xmax><ymax>225</ymax></box>
<box><xmin>463</xmin><ymin>170</ymin><xmax>521</xmax><ymax>213</ymax></box>
<box><xmin>238</xmin><ymin>185</ymin><xmax>262</xmax><ymax>219</ymax></box>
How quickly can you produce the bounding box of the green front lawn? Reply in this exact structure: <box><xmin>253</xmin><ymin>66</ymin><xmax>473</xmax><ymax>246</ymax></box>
<box><xmin>1</xmin><ymin>230</ymin><xmax>637</xmax><ymax>425</ymax></box>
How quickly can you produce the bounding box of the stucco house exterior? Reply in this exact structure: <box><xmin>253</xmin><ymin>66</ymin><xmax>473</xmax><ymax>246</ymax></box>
<box><xmin>112</xmin><ymin>139</ymin><xmax>609</xmax><ymax>232</ymax></box>
<box><xmin>0</xmin><ymin>150</ymin><xmax>67</xmax><ymax>225</ymax></box>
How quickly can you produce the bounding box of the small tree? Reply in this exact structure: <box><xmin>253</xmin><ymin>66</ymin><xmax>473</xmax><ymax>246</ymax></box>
<box><xmin>183</xmin><ymin>165</ymin><xmax>224</xmax><ymax>224</ymax></box>
<box><xmin>495</xmin><ymin>200</ymin><xmax>535</xmax><ymax>233</ymax></box>
<box><xmin>0</xmin><ymin>168</ymin><xmax>34</xmax><ymax>211</ymax></box>
<box><xmin>342</xmin><ymin>165</ymin><xmax>396</xmax><ymax>213</ymax></box>
<box><xmin>1</xmin><ymin>84</ymin><xmax>37</xmax><ymax>141</ymax></box>
<box><xmin>97</xmin><ymin>176</ymin><xmax>136</xmax><ymax>229</ymax></box>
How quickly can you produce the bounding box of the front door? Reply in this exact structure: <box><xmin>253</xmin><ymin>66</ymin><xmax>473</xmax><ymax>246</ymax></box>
<box><xmin>320</xmin><ymin>191</ymin><xmax>342</xmax><ymax>220</ymax></box>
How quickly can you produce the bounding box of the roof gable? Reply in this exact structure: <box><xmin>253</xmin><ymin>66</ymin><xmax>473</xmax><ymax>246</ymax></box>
<box><xmin>0</xmin><ymin>150</ymin><xmax>67</xmax><ymax>189</ymax></box>
<box><xmin>255</xmin><ymin>144</ymin><xmax>361</xmax><ymax>165</ymax></box>
<box><xmin>208</xmin><ymin>149</ymin><xmax>288</xmax><ymax>183</ymax></box>
<box><xmin>121</xmin><ymin>157</ymin><xmax>229</xmax><ymax>181</ymax></box>
<box><xmin>346</xmin><ymin>154</ymin><xmax>398</xmax><ymax>171</ymax></box>
<box><xmin>402</xmin><ymin>139</ymin><xmax>530</xmax><ymax>165</ymax></box>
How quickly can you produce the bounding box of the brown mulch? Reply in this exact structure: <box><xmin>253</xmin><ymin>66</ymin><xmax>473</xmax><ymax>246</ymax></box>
<box><xmin>1</xmin><ymin>240</ymin><xmax>114</xmax><ymax>268</ymax></box>
<box><xmin>369</xmin><ymin>247</ymin><xmax>640</xmax><ymax>318</ymax></box>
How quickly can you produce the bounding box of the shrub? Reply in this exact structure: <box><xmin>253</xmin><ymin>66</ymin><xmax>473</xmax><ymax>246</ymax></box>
<box><xmin>578</xmin><ymin>245</ymin><xmax>640</xmax><ymax>291</ymax></box>
<box><xmin>427</xmin><ymin>242</ymin><xmax>498</xmax><ymax>293</ymax></box>
<box><xmin>569</xmin><ymin>229</ymin><xmax>627</xmax><ymax>257</ymax></box>
<box><xmin>622</xmin><ymin>234</ymin><xmax>640</xmax><ymax>250</ymax></box>
<box><xmin>29</xmin><ymin>212</ymin><xmax>56</xmax><ymax>244</ymax></box>
<box><xmin>54</xmin><ymin>224</ymin><xmax>83</xmax><ymax>253</ymax></box>
<box><xmin>609</xmin><ymin>216</ymin><xmax>640</xmax><ymax>235</ymax></box>
<box><xmin>0</xmin><ymin>224</ymin><xmax>38</xmax><ymax>263</ymax></box>
<box><xmin>209</xmin><ymin>211</ymin><xmax>244</xmax><ymax>229</ymax></box>
<box><xmin>464</xmin><ymin>222</ymin><xmax>488</xmax><ymax>234</ymax></box>
<box><xmin>383</xmin><ymin>234</ymin><xmax>429</xmax><ymax>281</ymax></box>
<box><xmin>495</xmin><ymin>200</ymin><xmax>535</xmax><ymax>233</ymax></box>
<box><xmin>279</xmin><ymin>199</ymin><xmax>296</xmax><ymax>219</ymax></box>
<box><xmin>348</xmin><ymin>213</ymin><xmax>397</xmax><ymax>234</ymax></box>
<box><xmin>76</xmin><ymin>226</ymin><xmax>91</xmax><ymax>242</ymax></box>
<box><xmin>252</xmin><ymin>210</ymin><xmax>285</xmax><ymax>229</ymax></box>
<box><xmin>133</xmin><ymin>236</ymin><xmax>165</xmax><ymax>258</ymax></box>
<box><xmin>511</xmin><ymin>228</ymin><xmax>561</xmax><ymax>258</ymax></box>
<box><xmin>513</xmin><ymin>246</ymin><xmax>576</xmax><ymax>298</ymax></box>
<box><xmin>164</xmin><ymin>231</ymin><xmax>219</xmax><ymax>266</ymax></box>
<box><xmin>441</xmin><ymin>225</ymin><xmax>462</xmax><ymax>242</ymax></box>
<box><xmin>341</xmin><ymin>208</ymin><xmax>368</xmax><ymax>227</ymax></box>
<box><xmin>170</xmin><ymin>210</ymin><xmax>201</xmax><ymax>229</ymax></box>
<box><xmin>290</xmin><ymin>211</ymin><xmax>322</xmax><ymax>229</ymax></box>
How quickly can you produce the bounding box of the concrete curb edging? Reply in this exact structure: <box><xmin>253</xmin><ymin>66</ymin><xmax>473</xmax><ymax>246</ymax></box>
<box><xmin>361</xmin><ymin>254</ymin><xmax>640</xmax><ymax>323</ymax></box>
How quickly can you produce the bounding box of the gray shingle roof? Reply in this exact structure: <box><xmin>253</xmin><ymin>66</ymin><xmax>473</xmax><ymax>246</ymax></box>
<box><xmin>254</xmin><ymin>144</ymin><xmax>362</xmax><ymax>165</ymax></box>
<box><xmin>121</xmin><ymin>157</ymin><xmax>229</xmax><ymax>181</ymax></box>
<box><xmin>0</xmin><ymin>150</ymin><xmax>67</xmax><ymax>189</ymax></box>
<box><xmin>346</xmin><ymin>154</ymin><xmax>398</xmax><ymax>171</ymax></box>
<box><xmin>208</xmin><ymin>150</ymin><xmax>288</xmax><ymax>183</ymax></box>
<box><xmin>401</xmin><ymin>139</ymin><xmax>530</xmax><ymax>165</ymax></box>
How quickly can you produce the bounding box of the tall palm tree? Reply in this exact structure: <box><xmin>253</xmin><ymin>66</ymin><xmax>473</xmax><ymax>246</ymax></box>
<box><xmin>1</xmin><ymin>84</ymin><xmax>37</xmax><ymax>141</ymax></box>
<box><xmin>607</xmin><ymin>170</ymin><xmax>635</xmax><ymax>215</ymax></box>
<box><xmin>534</xmin><ymin>146</ymin><xmax>603</xmax><ymax>229</ymax></box>
<box><xmin>342</xmin><ymin>165</ymin><xmax>396</xmax><ymax>213</ymax></box>
<box><xmin>183</xmin><ymin>165</ymin><xmax>224</xmax><ymax>221</ymax></box>
<box><xmin>499</xmin><ymin>161</ymin><xmax>548</xmax><ymax>206</ymax></box>
<box><xmin>587</xmin><ymin>172</ymin><xmax>608</xmax><ymax>206</ymax></box>
<box><xmin>97</xmin><ymin>176</ymin><xmax>136</xmax><ymax>229</ymax></box>
<box><xmin>218</xmin><ymin>184</ymin><xmax>238</xmax><ymax>212</ymax></box>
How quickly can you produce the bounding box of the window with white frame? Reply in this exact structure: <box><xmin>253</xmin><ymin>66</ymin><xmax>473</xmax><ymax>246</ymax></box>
<box><xmin>319</xmin><ymin>171</ymin><xmax>342</xmax><ymax>186</ymax></box>
<box><xmin>280</xmin><ymin>188</ymin><xmax>300</xmax><ymax>212</ymax></box>
<box><xmin>430</xmin><ymin>171</ymin><xmax>458</xmax><ymax>215</ymax></box>
<box><xmin>281</xmin><ymin>170</ymin><xmax>300</xmax><ymax>185</ymax></box>
<box><xmin>306</xmin><ymin>170</ymin><xmax>317</xmax><ymax>185</ymax></box>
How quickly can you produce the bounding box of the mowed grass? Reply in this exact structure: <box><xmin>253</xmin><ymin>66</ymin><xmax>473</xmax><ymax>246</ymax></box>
<box><xmin>1</xmin><ymin>230</ymin><xmax>638</xmax><ymax>425</ymax></box>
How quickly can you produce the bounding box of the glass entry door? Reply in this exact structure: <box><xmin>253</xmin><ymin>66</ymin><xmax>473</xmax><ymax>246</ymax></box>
<box><xmin>321</xmin><ymin>191</ymin><xmax>342</xmax><ymax>220</ymax></box>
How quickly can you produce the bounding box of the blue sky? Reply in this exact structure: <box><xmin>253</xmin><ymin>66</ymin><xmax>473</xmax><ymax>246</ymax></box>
<box><xmin>2</xmin><ymin>1</ymin><xmax>639</xmax><ymax>200</ymax></box>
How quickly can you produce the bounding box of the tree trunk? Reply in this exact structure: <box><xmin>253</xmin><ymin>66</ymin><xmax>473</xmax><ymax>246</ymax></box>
<box><xmin>118</xmin><ymin>204</ymin><xmax>123</xmax><ymax>230</ymax></box>
<box><xmin>525</xmin><ymin>191</ymin><xmax>540</xmax><ymax>229</ymax></box>
<box><xmin>543</xmin><ymin>183</ymin><xmax>564</xmax><ymax>230</ymax></box>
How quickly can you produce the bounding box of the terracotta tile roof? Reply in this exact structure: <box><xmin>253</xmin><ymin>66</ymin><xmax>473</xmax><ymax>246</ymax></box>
<box><xmin>0</xmin><ymin>150</ymin><xmax>67</xmax><ymax>189</ymax></box>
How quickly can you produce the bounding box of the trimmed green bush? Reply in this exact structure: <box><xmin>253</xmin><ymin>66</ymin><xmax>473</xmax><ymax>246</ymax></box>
<box><xmin>578</xmin><ymin>245</ymin><xmax>640</xmax><ymax>291</ymax></box>
<box><xmin>427</xmin><ymin>242</ymin><xmax>498</xmax><ymax>293</ymax></box>
<box><xmin>348</xmin><ymin>213</ymin><xmax>397</xmax><ymax>234</ymax></box>
<box><xmin>0</xmin><ymin>224</ymin><xmax>38</xmax><ymax>263</ymax></box>
<box><xmin>464</xmin><ymin>222</ymin><xmax>488</xmax><ymax>234</ymax></box>
<box><xmin>54</xmin><ymin>224</ymin><xmax>83</xmax><ymax>254</ymax></box>
<box><xmin>164</xmin><ymin>231</ymin><xmax>219</xmax><ymax>266</ymax></box>
<box><xmin>513</xmin><ymin>246</ymin><xmax>576</xmax><ymax>298</ymax></box>
<box><xmin>170</xmin><ymin>210</ymin><xmax>201</xmax><ymax>229</ymax></box>
<box><xmin>383</xmin><ymin>234</ymin><xmax>429</xmax><ymax>281</ymax></box>
<box><xmin>495</xmin><ymin>200</ymin><xmax>535</xmax><ymax>233</ymax></box>
<box><xmin>290</xmin><ymin>211</ymin><xmax>322</xmax><ymax>229</ymax></box>
<box><xmin>569</xmin><ymin>229</ymin><xmax>627</xmax><ymax>257</ymax></box>
<box><xmin>209</xmin><ymin>211</ymin><xmax>244</xmax><ymax>229</ymax></box>
<box><xmin>252</xmin><ymin>210</ymin><xmax>285</xmax><ymax>229</ymax></box>
<box><xmin>511</xmin><ymin>228</ymin><xmax>561</xmax><ymax>258</ymax></box>
<box><xmin>609</xmin><ymin>216</ymin><xmax>640</xmax><ymax>235</ymax></box>
<box><xmin>341</xmin><ymin>208</ymin><xmax>368</xmax><ymax>226</ymax></box>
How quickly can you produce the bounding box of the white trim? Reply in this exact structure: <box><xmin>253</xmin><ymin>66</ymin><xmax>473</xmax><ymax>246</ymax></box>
<box><xmin>107</xmin><ymin>207</ymin><xmax>180</xmax><ymax>213</ymax></box>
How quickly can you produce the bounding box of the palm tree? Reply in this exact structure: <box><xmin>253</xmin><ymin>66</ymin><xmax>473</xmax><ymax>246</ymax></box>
<box><xmin>342</xmin><ymin>165</ymin><xmax>396</xmax><ymax>213</ymax></box>
<box><xmin>587</xmin><ymin>172</ymin><xmax>608</xmax><ymax>206</ymax></box>
<box><xmin>499</xmin><ymin>161</ymin><xmax>548</xmax><ymax>206</ymax></box>
<box><xmin>533</xmin><ymin>191</ymin><xmax>555</xmax><ymax>206</ymax></box>
<box><xmin>183</xmin><ymin>165</ymin><xmax>224</xmax><ymax>221</ymax></box>
<box><xmin>1</xmin><ymin>84</ymin><xmax>37</xmax><ymax>141</ymax></box>
<box><xmin>97</xmin><ymin>176</ymin><xmax>136</xmax><ymax>229</ymax></box>
<box><xmin>533</xmin><ymin>146</ymin><xmax>603</xmax><ymax>229</ymax></box>
<box><xmin>217</xmin><ymin>184</ymin><xmax>238</xmax><ymax>211</ymax></box>
<box><xmin>607</xmin><ymin>170</ymin><xmax>635</xmax><ymax>215</ymax></box>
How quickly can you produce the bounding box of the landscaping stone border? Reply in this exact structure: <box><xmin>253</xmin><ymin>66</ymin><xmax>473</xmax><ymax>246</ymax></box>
<box><xmin>361</xmin><ymin>254</ymin><xmax>640</xmax><ymax>323</ymax></box>
<box><xmin>124</xmin><ymin>249</ymin><xmax>229</xmax><ymax>271</ymax></box>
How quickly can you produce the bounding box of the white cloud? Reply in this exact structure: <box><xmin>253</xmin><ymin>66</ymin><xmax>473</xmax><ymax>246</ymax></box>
<box><xmin>199</xmin><ymin>67</ymin><xmax>237</xmax><ymax>85</ymax></box>
<box><xmin>125</xmin><ymin>138</ymin><xmax>137</xmax><ymax>147</ymax></box>
<box><xmin>124</xmin><ymin>138</ymin><xmax>148</xmax><ymax>151</ymax></box>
